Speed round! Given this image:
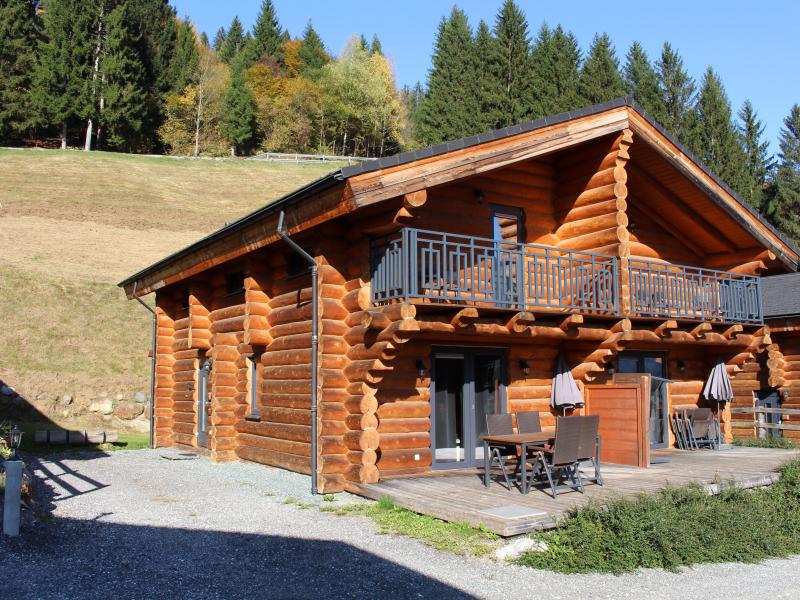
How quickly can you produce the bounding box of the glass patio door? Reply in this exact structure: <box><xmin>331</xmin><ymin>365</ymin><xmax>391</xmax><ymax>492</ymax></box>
<box><xmin>617</xmin><ymin>352</ymin><xmax>670</xmax><ymax>449</ymax></box>
<box><xmin>432</xmin><ymin>349</ymin><xmax>505</xmax><ymax>468</ymax></box>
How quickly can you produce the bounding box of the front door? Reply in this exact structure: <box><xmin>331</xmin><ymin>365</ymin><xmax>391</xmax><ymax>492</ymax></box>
<box><xmin>617</xmin><ymin>352</ymin><xmax>670</xmax><ymax>448</ymax></box>
<box><xmin>756</xmin><ymin>390</ymin><xmax>782</xmax><ymax>439</ymax></box>
<box><xmin>431</xmin><ymin>349</ymin><xmax>505</xmax><ymax>468</ymax></box>
<box><xmin>197</xmin><ymin>358</ymin><xmax>211</xmax><ymax>447</ymax></box>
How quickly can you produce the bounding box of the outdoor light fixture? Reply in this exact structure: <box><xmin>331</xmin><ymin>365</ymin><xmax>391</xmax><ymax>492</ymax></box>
<box><xmin>606</xmin><ymin>366</ymin><xmax>615</xmax><ymax>377</ymax></box>
<box><xmin>474</xmin><ymin>189</ymin><xmax>485</xmax><ymax>204</ymax></box>
<box><xmin>677</xmin><ymin>360</ymin><xmax>687</xmax><ymax>373</ymax></box>
<box><xmin>9</xmin><ymin>425</ymin><xmax>22</xmax><ymax>460</ymax></box>
<box><xmin>519</xmin><ymin>360</ymin><xmax>530</xmax><ymax>376</ymax></box>
<box><xmin>416</xmin><ymin>360</ymin><xmax>426</xmax><ymax>380</ymax></box>
<box><xmin>782</xmin><ymin>388</ymin><xmax>790</xmax><ymax>400</ymax></box>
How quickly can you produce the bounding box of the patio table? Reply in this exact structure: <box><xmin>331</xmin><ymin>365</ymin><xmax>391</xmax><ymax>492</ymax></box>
<box><xmin>481</xmin><ymin>432</ymin><xmax>554</xmax><ymax>494</ymax></box>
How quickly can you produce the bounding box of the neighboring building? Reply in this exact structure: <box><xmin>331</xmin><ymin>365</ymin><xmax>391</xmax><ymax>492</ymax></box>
<box><xmin>120</xmin><ymin>98</ymin><xmax>800</xmax><ymax>493</ymax></box>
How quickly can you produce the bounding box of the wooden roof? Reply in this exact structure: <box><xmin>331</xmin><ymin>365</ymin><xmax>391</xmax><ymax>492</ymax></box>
<box><xmin>120</xmin><ymin>97</ymin><xmax>800</xmax><ymax>298</ymax></box>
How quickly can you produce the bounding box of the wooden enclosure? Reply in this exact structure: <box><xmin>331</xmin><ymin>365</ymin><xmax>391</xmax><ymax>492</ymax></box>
<box><xmin>122</xmin><ymin>100</ymin><xmax>800</xmax><ymax>492</ymax></box>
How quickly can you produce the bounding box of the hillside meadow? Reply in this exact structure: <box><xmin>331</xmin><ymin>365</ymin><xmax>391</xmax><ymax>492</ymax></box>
<box><xmin>0</xmin><ymin>148</ymin><xmax>341</xmax><ymax>417</ymax></box>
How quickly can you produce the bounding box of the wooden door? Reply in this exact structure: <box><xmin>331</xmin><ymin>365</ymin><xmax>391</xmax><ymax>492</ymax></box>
<box><xmin>585</xmin><ymin>383</ymin><xmax>650</xmax><ymax>467</ymax></box>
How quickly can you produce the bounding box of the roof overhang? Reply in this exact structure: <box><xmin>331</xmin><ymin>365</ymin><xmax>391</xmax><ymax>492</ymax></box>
<box><xmin>120</xmin><ymin>97</ymin><xmax>800</xmax><ymax>298</ymax></box>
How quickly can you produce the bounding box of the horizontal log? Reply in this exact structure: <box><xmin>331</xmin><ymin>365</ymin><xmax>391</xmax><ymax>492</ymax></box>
<box><xmin>344</xmin><ymin>394</ymin><xmax>379</xmax><ymax>415</ymax></box>
<box><xmin>236</xmin><ymin>446</ymin><xmax>310</xmax><ymax>474</ymax></box>
<box><xmin>376</xmin><ymin>401</ymin><xmax>431</xmax><ymax>419</ymax></box>
<box><xmin>344</xmin><ymin>428</ymin><xmax>380</xmax><ymax>451</ymax></box>
<box><xmin>378</xmin><ymin>417</ymin><xmax>429</xmax><ymax>433</ymax></box>
<box><xmin>377</xmin><ymin>448</ymin><xmax>432</xmax><ymax>470</ymax></box>
<box><xmin>345</xmin><ymin>464</ymin><xmax>379</xmax><ymax>484</ymax></box>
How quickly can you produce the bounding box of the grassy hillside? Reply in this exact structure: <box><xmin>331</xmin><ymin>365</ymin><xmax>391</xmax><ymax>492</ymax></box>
<box><xmin>0</xmin><ymin>148</ymin><xmax>341</xmax><ymax>411</ymax></box>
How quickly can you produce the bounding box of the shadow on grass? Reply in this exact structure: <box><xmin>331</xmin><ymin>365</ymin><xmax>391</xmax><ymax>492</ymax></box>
<box><xmin>0</xmin><ymin>516</ymin><xmax>476</xmax><ymax>599</ymax></box>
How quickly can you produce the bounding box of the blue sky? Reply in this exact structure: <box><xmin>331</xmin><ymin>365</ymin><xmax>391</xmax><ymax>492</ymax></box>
<box><xmin>172</xmin><ymin>1</ymin><xmax>799</xmax><ymax>153</ymax></box>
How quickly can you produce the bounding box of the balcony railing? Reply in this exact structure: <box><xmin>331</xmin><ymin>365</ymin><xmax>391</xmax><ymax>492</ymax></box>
<box><xmin>371</xmin><ymin>228</ymin><xmax>620</xmax><ymax>315</ymax></box>
<box><xmin>628</xmin><ymin>259</ymin><xmax>763</xmax><ymax>324</ymax></box>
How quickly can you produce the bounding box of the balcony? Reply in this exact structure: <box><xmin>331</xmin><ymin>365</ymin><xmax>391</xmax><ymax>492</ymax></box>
<box><xmin>628</xmin><ymin>259</ymin><xmax>762</xmax><ymax>325</ymax></box>
<box><xmin>370</xmin><ymin>228</ymin><xmax>619</xmax><ymax>315</ymax></box>
<box><xmin>370</xmin><ymin>228</ymin><xmax>764</xmax><ymax>325</ymax></box>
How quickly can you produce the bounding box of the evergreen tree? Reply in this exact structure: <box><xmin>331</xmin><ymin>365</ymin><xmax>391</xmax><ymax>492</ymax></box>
<box><xmin>656</xmin><ymin>42</ymin><xmax>695</xmax><ymax>141</ymax></box>
<box><xmin>101</xmin><ymin>0</ymin><xmax>150</xmax><ymax>152</ymax></box>
<box><xmin>418</xmin><ymin>7</ymin><xmax>480</xmax><ymax>144</ymax></box>
<box><xmin>579</xmin><ymin>33</ymin><xmax>625</xmax><ymax>105</ymax></box>
<box><xmin>199</xmin><ymin>31</ymin><xmax>209</xmax><ymax>48</ymax></box>
<box><xmin>473</xmin><ymin>19</ymin><xmax>502</xmax><ymax>130</ymax></box>
<box><xmin>171</xmin><ymin>18</ymin><xmax>200</xmax><ymax>93</ymax></box>
<box><xmin>0</xmin><ymin>0</ymin><xmax>40</xmax><ymax>140</ymax></box>
<box><xmin>219</xmin><ymin>16</ymin><xmax>245</xmax><ymax>64</ymax></box>
<box><xmin>221</xmin><ymin>66</ymin><xmax>258</xmax><ymax>155</ymax></box>
<box><xmin>30</xmin><ymin>0</ymin><xmax>96</xmax><ymax>149</ymax></box>
<box><xmin>689</xmin><ymin>67</ymin><xmax>751</xmax><ymax>196</ymax></box>
<box><xmin>529</xmin><ymin>24</ymin><xmax>583</xmax><ymax>117</ymax></box>
<box><xmin>766</xmin><ymin>105</ymin><xmax>800</xmax><ymax>240</ymax></box>
<box><xmin>212</xmin><ymin>27</ymin><xmax>226</xmax><ymax>52</ymax></box>
<box><xmin>737</xmin><ymin>100</ymin><xmax>773</xmax><ymax>210</ymax></box>
<box><xmin>490</xmin><ymin>0</ymin><xmax>533</xmax><ymax>127</ymax></box>
<box><xmin>370</xmin><ymin>34</ymin><xmax>383</xmax><ymax>55</ymax></box>
<box><xmin>298</xmin><ymin>20</ymin><xmax>328</xmax><ymax>76</ymax></box>
<box><xmin>623</xmin><ymin>41</ymin><xmax>665</xmax><ymax>122</ymax></box>
<box><xmin>128</xmin><ymin>0</ymin><xmax>177</xmax><ymax>98</ymax></box>
<box><xmin>251</xmin><ymin>0</ymin><xmax>283</xmax><ymax>62</ymax></box>
<box><xmin>358</xmin><ymin>34</ymin><xmax>369</xmax><ymax>53</ymax></box>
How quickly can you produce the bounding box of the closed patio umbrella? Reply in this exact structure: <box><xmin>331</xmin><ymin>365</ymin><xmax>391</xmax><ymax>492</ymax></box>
<box><xmin>702</xmin><ymin>356</ymin><xmax>734</xmax><ymax>449</ymax></box>
<box><xmin>551</xmin><ymin>352</ymin><xmax>584</xmax><ymax>416</ymax></box>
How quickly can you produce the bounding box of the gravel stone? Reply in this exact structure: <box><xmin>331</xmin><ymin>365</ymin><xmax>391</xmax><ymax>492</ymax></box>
<box><xmin>2</xmin><ymin>449</ymin><xmax>799</xmax><ymax>600</ymax></box>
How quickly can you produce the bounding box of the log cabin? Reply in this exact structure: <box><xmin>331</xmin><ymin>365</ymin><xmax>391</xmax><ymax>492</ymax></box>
<box><xmin>120</xmin><ymin>97</ymin><xmax>800</xmax><ymax>493</ymax></box>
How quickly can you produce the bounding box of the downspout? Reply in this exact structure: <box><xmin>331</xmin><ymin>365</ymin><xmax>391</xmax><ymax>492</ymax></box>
<box><xmin>132</xmin><ymin>281</ymin><xmax>156</xmax><ymax>450</ymax></box>
<box><xmin>277</xmin><ymin>211</ymin><xmax>319</xmax><ymax>495</ymax></box>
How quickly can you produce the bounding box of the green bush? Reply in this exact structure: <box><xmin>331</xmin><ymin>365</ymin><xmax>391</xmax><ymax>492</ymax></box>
<box><xmin>517</xmin><ymin>459</ymin><xmax>800</xmax><ymax>573</ymax></box>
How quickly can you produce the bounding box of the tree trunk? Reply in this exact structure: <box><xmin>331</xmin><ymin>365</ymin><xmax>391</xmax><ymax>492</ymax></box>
<box><xmin>194</xmin><ymin>86</ymin><xmax>204</xmax><ymax>157</ymax></box>
<box><xmin>61</xmin><ymin>122</ymin><xmax>68</xmax><ymax>149</ymax></box>
<box><xmin>231</xmin><ymin>145</ymin><xmax>236</xmax><ymax>157</ymax></box>
<box><xmin>84</xmin><ymin>119</ymin><xmax>93</xmax><ymax>152</ymax></box>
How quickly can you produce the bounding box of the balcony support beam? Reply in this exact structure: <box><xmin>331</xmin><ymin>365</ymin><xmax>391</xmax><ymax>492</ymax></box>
<box><xmin>451</xmin><ymin>307</ymin><xmax>479</xmax><ymax>328</ymax></box>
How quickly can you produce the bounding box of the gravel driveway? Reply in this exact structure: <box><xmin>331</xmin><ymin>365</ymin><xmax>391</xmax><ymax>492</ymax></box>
<box><xmin>2</xmin><ymin>449</ymin><xmax>799</xmax><ymax>599</ymax></box>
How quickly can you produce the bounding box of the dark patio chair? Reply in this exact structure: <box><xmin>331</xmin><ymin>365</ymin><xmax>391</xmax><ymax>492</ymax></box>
<box><xmin>515</xmin><ymin>411</ymin><xmax>542</xmax><ymax>434</ymax></box>
<box><xmin>485</xmin><ymin>414</ymin><xmax>515</xmax><ymax>490</ymax></box>
<box><xmin>527</xmin><ymin>416</ymin><xmax>583</xmax><ymax>499</ymax></box>
<box><xmin>687</xmin><ymin>407</ymin><xmax>717</xmax><ymax>449</ymax></box>
<box><xmin>576</xmin><ymin>415</ymin><xmax>603</xmax><ymax>486</ymax></box>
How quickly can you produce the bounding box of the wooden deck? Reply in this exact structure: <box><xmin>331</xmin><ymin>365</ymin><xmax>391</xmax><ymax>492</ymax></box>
<box><xmin>351</xmin><ymin>447</ymin><xmax>799</xmax><ymax>536</ymax></box>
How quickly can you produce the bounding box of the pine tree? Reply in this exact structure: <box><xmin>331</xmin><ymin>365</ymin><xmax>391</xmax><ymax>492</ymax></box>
<box><xmin>219</xmin><ymin>16</ymin><xmax>245</xmax><ymax>64</ymax></box>
<box><xmin>128</xmin><ymin>0</ymin><xmax>177</xmax><ymax>98</ymax></box>
<box><xmin>656</xmin><ymin>42</ymin><xmax>695</xmax><ymax>142</ymax></box>
<box><xmin>473</xmin><ymin>19</ymin><xmax>502</xmax><ymax>130</ymax></box>
<box><xmin>689</xmin><ymin>67</ymin><xmax>751</xmax><ymax>196</ymax></box>
<box><xmin>298</xmin><ymin>20</ymin><xmax>328</xmax><ymax>76</ymax></box>
<box><xmin>212</xmin><ymin>27</ymin><xmax>226</xmax><ymax>52</ymax></box>
<box><xmin>491</xmin><ymin>0</ymin><xmax>533</xmax><ymax>127</ymax></box>
<box><xmin>171</xmin><ymin>18</ymin><xmax>200</xmax><ymax>93</ymax></box>
<box><xmin>221</xmin><ymin>66</ymin><xmax>257</xmax><ymax>155</ymax></box>
<box><xmin>0</xmin><ymin>0</ymin><xmax>40</xmax><ymax>140</ymax></box>
<box><xmin>418</xmin><ymin>7</ymin><xmax>480</xmax><ymax>144</ymax></box>
<box><xmin>529</xmin><ymin>24</ymin><xmax>583</xmax><ymax>117</ymax></box>
<box><xmin>199</xmin><ymin>31</ymin><xmax>209</xmax><ymax>48</ymax></box>
<box><xmin>251</xmin><ymin>0</ymin><xmax>283</xmax><ymax>62</ymax></box>
<box><xmin>101</xmin><ymin>1</ymin><xmax>150</xmax><ymax>152</ymax></box>
<box><xmin>579</xmin><ymin>33</ymin><xmax>625</xmax><ymax>105</ymax></box>
<box><xmin>766</xmin><ymin>105</ymin><xmax>800</xmax><ymax>240</ymax></box>
<box><xmin>30</xmin><ymin>0</ymin><xmax>96</xmax><ymax>149</ymax></box>
<box><xmin>623</xmin><ymin>41</ymin><xmax>665</xmax><ymax>123</ymax></box>
<box><xmin>370</xmin><ymin>34</ymin><xmax>383</xmax><ymax>55</ymax></box>
<box><xmin>737</xmin><ymin>100</ymin><xmax>773</xmax><ymax>210</ymax></box>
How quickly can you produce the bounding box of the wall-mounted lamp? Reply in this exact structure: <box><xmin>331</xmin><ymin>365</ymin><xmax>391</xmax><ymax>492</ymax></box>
<box><xmin>677</xmin><ymin>360</ymin><xmax>687</xmax><ymax>374</ymax></box>
<box><xmin>416</xmin><ymin>360</ymin><xmax>426</xmax><ymax>380</ymax></box>
<box><xmin>628</xmin><ymin>219</ymin><xmax>636</xmax><ymax>232</ymax></box>
<box><xmin>474</xmin><ymin>189</ymin><xmax>485</xmax><ymax>204</ymax></box>
<box><xmin>519</xmin><ymin>360</ymin><xmax>530</xmax><ymax>376</ymax></box>
<box><xmin>606</xmin><ymin>366</ymin><xmax>615</xmax><ymax>377</ymax></box>
<box><xmin>782</xmin><ymin>388</ymin><xmax>791</xmax><ymax>401</ymax></box>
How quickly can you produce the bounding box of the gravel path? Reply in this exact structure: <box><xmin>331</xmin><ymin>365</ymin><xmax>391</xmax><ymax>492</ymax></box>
<box><xmin>2</xmin><ymin>449</ymin><xmax>799</xmax><ymax>599</ymax></box>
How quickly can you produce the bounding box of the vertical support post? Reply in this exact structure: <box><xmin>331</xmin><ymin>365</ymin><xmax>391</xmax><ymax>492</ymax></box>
<box><xmin>3</xmin><ymin>460</ymin><xmax>22</xmax><ymax>536</ymax></box>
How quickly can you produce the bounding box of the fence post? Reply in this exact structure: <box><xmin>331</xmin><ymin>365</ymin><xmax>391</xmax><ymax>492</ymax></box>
<box><xmin>2</xmin><ymin>460</ymin><xmax>22</xmax><ymax>536</ymax></box>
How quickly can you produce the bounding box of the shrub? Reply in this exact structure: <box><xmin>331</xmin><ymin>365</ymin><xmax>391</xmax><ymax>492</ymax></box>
<box><xmin>517</xmin><ymin>459</ymin><xmax>800</xmax><ymax>573</ymax></box>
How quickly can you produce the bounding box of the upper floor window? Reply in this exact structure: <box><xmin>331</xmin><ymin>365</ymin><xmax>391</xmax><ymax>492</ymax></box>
<box><xmin>491</xmin><ymin>204</ymin><xmax>524</xmax><ymax>244</ymax></box>
<box><xmin>225</xmin><ymin>271</ymin><xmax>245</xmax><ymax>296</ymax></box>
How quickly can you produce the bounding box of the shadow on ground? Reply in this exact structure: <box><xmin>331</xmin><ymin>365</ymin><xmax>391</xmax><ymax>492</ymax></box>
<box><xmin>0</xmin><ymin>515</ymin><xmax>476</xmax><ymax>599</ymax></box>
